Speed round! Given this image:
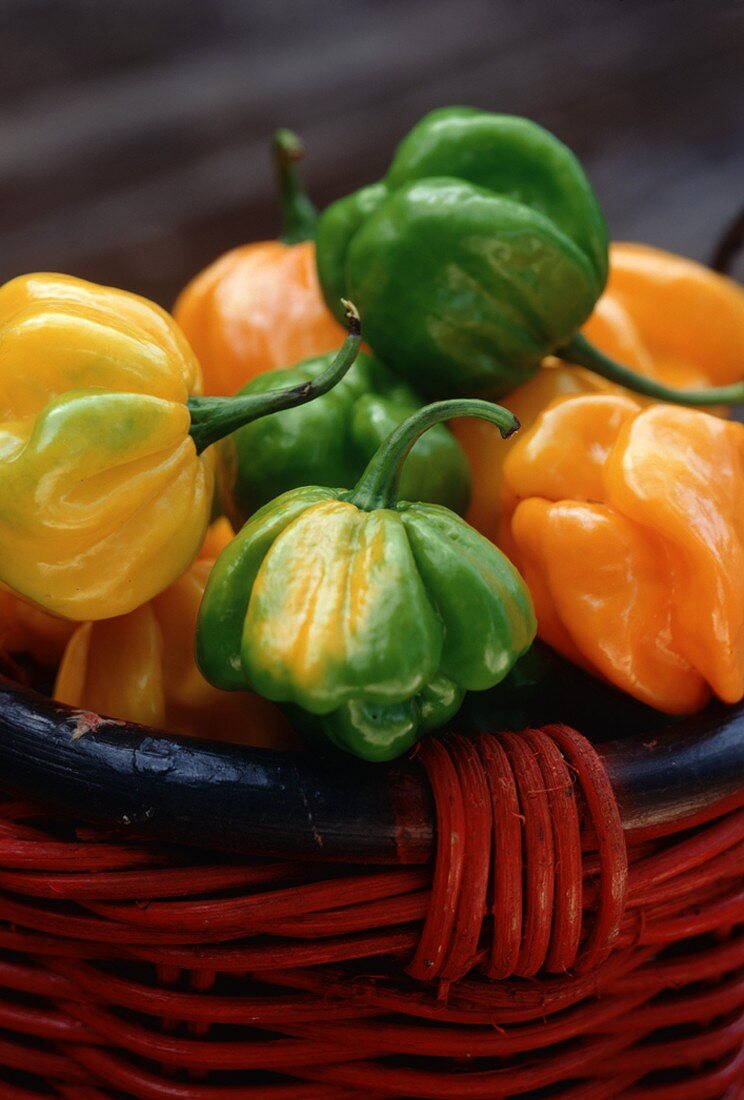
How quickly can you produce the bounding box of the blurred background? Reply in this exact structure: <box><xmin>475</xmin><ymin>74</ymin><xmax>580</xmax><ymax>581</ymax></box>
<box><xmin>0</xmin><ymin>0</ymin><xmax>741</xmax><ymax>308</ymax></box>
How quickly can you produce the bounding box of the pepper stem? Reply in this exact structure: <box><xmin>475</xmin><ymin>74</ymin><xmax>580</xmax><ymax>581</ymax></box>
<box><xmin>349</xmin><ymin>399</ymin><xmax>519</xmax><ymax>512</ymax></box>
<box><xmin>559</xmin><ymin>333</ymin><xmax>744</xmax><ymax>406</ymax></box>
<box><xmin>273</xmin><ymin>128</ymin><xmax>317</xmax><ymax>244</ymax></box>
<box><xmin>188</xmin><ymin>300</ymin><xmax>361</xmax><ymax>454</ymax></box>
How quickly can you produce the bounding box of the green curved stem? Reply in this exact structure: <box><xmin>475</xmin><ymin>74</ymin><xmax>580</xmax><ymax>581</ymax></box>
<box><xmin>273</xmin><ymin>128</ymin><xmax>317</xmax><ymax>244</ymax></box>
<box><xmin>560</xmin><ymin>333</ymin><xmax>744</xmax><ymax>406</ymax></box>
<box><xmin>188</xmin><ymin>300</ymin><xmax>360</xmax><ymax>454</ymax></box>
<box><xmin>349</xmin><ymin>399</ymin><xmax>519</xmax><ymax>512</ymax></box>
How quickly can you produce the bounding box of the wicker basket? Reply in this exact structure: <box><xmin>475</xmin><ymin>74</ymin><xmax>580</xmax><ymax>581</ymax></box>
<box><xmin>0</xmin><ymin>676</ymin><xmax>742</xmax><ymax>1099</ymax></box>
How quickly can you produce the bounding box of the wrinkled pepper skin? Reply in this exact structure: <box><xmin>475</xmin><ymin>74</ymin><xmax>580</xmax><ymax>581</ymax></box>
<box><xmin>0</xmin><ymin>273</ymin><xmax>213</xmax><ymax>621</ymax></box>
<box><xmin>221</xmin><ymin>350</ymin><xmax>471</xmax><ymax>525</ymax></box>
<box><xmin>455</xmin><ymin>242</ymin><xmax>744</xmax><ymax>543</ymax></box>
<box><xmin>316</xmin><ymin>107</ymin><xmax>608</xmax><ymax>398</ymax></box>
<box><xmin>198</xmin><ymin>400</ymin><xmax>535</xmax><ymax>762</ymax></box>
<box><xmin>54</xmin><ymin>520</ymin><xmax>296</xmax><ymax>748</ymax></box>
<box><xmin>175</xmin><ymin>130</ymin><xmax>345</xmax><ymax>396</ymax></box>
<box><xmin>0</xmin><ymin>278</ymin><xmax>362</xmax><ymax>621</ymax></box>
<box><xmin>501</xmin><ymin>394</ymin><xmax>744</xmax><ymax>714</ymax></box>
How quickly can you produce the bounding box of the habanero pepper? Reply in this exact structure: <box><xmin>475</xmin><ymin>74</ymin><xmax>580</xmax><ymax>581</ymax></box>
<box><xmin>197</xmin><ymin>399</ymin><xmax>535</xmax><ymax>763</ymax></box>
<box><xmin>455</xmin><ymin>242</ymin><xmax>744</xmax><ymax>543</ymax></box>
<box><xmin>0</xmin><ymin>586</ymin><xmax>75</xmax><ymax>670</ymax></box>
<box><xmin>174</xmin><ymin>130</ymin><xmax>346</xmax><ymax>396</ymax></box>
<box><xmin>0</xmin><ymin>276</ymin><xmax>361</xmax><ymax>620</ymax></box>
<box><xmin>500</xmin><ymin>394</ymin><xmax>744</xmax><ymax>714</ymax></box>
<box><xmin>220</xmin><ymin>349</ymin><xmax>471</xmax><ymax>526</ymax></box>
<box><xmin>317</xmin><ymin>107</ymin><xmax>744</xmax><ymax>408</ymax></box>
<box><xmin>54</xmin><ymin>519</ymin><xmax>296</xmax><ymax>747</ymax></box>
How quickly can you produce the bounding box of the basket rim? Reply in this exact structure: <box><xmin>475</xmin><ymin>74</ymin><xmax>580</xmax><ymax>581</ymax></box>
<box><xmin>1</xmin><ymin>677</ymin><xmax>743</xmax><ymax>863</ymax></box>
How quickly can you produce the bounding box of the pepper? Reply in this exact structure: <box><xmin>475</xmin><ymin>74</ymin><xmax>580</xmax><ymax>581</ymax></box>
<box><xmin>54</xmin><ymin>519</ymin><xmax>295</xmax><ymax>747</ymax></box>
<box><xmin>317</xmin><ymin>107</ymin><xmax>744</xmax><ymax>407</ymax></box>
<box><xmin>174</xmin><ymin>129</ymin><xmax>346</xmax><ymax>396</ymax></box>
<box><xmin>197</xmin><ymin>399</ymin><xmax>535</xmax><ymax>762</ymax></box>
<box><xmin>220</xmin><ymin>350</ymin><xmax>471</xmax><ymax>526</ymax></box>
<box><xmin>455</xmin><ymin>242</ymin><xmax>744</xmax><ymax>543</ymax></box>
<box><xmin>501</xmin><ymin>394</ymin><xmax>744</xmax><ymax>714</ymax></box>
<box><xmin>0</xmin><ymin>587</ymin><xmax>75</xmax><ymax>670</ymax></box>
<box><xmin>0</xmin><ymin>275</ymin><xmax>361</xmax><ymax>620</ymax></box>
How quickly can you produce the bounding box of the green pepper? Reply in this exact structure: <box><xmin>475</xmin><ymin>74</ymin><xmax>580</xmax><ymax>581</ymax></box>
<box><xmin>219</xmin><ymin>350</ymin><xmax>471</xmax><ymax>526</ymax></box>
<box><xmin>316</xmin><ymin>107</ymin><xmax>744</xmax><ymax>407</ymax></box>
<box><xmin>197</xmin><ymin>398</ymin><xmax>536</xmax><ymax>762</ymax></box>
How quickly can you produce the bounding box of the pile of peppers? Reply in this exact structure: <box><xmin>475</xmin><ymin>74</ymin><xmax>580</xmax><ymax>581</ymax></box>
<box><xmin>1</xmin><ymin>107</ymin><xmax>743</xmax><ymax>761</ymax></box>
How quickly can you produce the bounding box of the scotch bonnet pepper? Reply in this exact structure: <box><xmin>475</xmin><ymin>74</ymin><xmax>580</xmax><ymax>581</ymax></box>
<box><xmin>317</xmin><ymin>107</ymin><xmax>744</xmax><ymax>408</ymax></box>
<box><xmin>455</xmin><ymin>241</ymin><xmax>744</xmax><ymax>544</ymax></box>
<box><xmin>501</xmin><ymin>394</ymin><xmax>744</xmax><ymax>714</ymax></box>
<box><xmin>175</xmin><ymin>130</ymin><xmax>345</xmax><ymax>396</ymax></box>
<box><xmin>221</xmin><ymin>350</ymin><xmax>471</xmax><ymax>526</ymax></box>
<box><xmin>0</xmin><ymin>275</ymin><xmax>360</xmax><ymax>620</ymax></box>
<box><xmin>197</xmin><ymin>399</ymin><xmax>536</xmax><ymax>762</ymax></box>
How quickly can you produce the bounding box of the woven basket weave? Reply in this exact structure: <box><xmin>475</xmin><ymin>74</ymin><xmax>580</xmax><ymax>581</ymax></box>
<box><xmin>0</xmin><ymin>691</ymin><xmax>742</xmax><ymax>1099</ymax></box>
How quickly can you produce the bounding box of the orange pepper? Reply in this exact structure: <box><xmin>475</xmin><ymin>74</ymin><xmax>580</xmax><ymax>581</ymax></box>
<box><xmin>454</xmin><ymin>242</ymin><xmax>744</xmax><ymax>543</ymax></box>
<box><xmin>0</xmin><ymin>586</ymin><xmax>75</xmax><ymax>669</ymax></box>
<box><xmin>502</xmin><ymin>394</ymin><xmax>744</xmax><ymax>714</ymax></box>
<box><xmin>54</xmin><ymin>520</ymin><xmax>296</xmax><ymax>747</ymax></box>
<box><xmin>174</xmin><ymin>130</ymin><xmax>345</xmax><ymax>396</ymax></box>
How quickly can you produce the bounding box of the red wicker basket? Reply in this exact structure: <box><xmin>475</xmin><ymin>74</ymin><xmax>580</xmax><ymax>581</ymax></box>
<box><xmin>0</xmin><ymin>674</ymin><xmax>742</xmax><ymax>1099</ymax></box>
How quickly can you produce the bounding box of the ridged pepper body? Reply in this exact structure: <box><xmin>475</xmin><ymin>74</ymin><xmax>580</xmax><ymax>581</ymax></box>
<box><xmin>316</xmin><ymin>107</ymin><xmax>608</xmax><ymax>398</ymax></box>
<box><xmin>221</xmin><ymin>351</ymin><xmax>471</xmax><ymax>524</ymax></box>
<box><xmin>198</xmin><ymin>399</ymin><xmax>535</xmax><ymax>762</ymax></box>
<box><xmin>455</xmin><ymin>242</ymin><xmax>744</xmax><ymax>543</ymax></box>
<box><xmin>54</xmin><ymin>520</ymin><xmax>295</xmax><ymax>747</ymax></box>
<box><xmin>0</xmin><ymin>273</ymin><xmax>213</xmax><ymax>620</ymax></box>
<box><xmin>198</xmin><ymin>487</ymin><xmax>534</xmax><ymax>761</ymax></box>
<box><xmin>502</xmin><ymin>394</ymin><xmax>744</xmax><ymax>714</ymax></box>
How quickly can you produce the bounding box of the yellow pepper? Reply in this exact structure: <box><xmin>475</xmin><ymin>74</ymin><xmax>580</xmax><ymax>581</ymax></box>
<box><xmin>54</xmin><ymin>520</ymin><xmax>296</xmax><ymax>747</ymax></box>
<box><xmin>454</xmin><ymin>243</ymin><xmax>744</xmax><ymax>543</ymax></box>
<box><xmin>501</xmin><ymin>394</ymin><xmax>744</xmax><ymax>714</ymax></box>
<box><xmin>0</xmin><ymin>275</ymin><xmax>361</xmax><ymax>620</ymax></box>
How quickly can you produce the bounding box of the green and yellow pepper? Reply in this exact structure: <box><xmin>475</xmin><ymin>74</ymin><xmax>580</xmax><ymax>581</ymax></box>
<box><xmin>220</xmin><ymin>350</ymin><xmax>471</xmax><ymax>526</ymax></box>
<box><xmin>317</xmin><ymin>107</ymin><xmax>744</xmax><ymax>408</ymax></box>
<box><xmin>501</xmin><ymin>394</ymin><xmax>744</xmax><ymax>714</ymax></box>
<box><xmin>198</xmin><ymin>399</ymin><xmax>536</xmax><ymax>762</ymax></box>
<box><xmin>54</xmin><ymin>519</ymin><xmax>296</xmax><ymax>747</ymax></box>
<box><xmin>0</xmin><ymin>275</ymin><xmax>360</xmax><ymax>620</ymax></box>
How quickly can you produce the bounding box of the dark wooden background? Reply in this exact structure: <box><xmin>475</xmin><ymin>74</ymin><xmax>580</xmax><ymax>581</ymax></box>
<box><xmin>0</xmin><ymin>0</ymin><xmax>742</xmax><ymax>309</ymax></box>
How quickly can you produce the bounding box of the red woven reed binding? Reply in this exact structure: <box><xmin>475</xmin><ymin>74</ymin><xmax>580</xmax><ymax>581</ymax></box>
<box><xmin>410</xmin><ymin>725</ymin><xmax>628</xmax><ymax>983</ymax></box>
<box><xmin>0</xmin><ymin>730</ymin><xmax>742</xmax><ymax>1098</ymax></box>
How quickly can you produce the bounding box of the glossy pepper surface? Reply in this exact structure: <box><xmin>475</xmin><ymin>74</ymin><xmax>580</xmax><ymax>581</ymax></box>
<box><xmin>317</xmin><ymin>106</ymin><xmax>608</xmax><ymax>397</ymax></box>
<box><xmin>455</xmin><ymin>242</ymin><xmax>744</xmax><ymax>543</ymax></box>
<box><xmin>198</xmin><ymin>399</ymin><xmax>535</xmax><ymax>762</ymax></box>
<box><xmin>54</xmin><ymin>520</ymin><xmax>296</xmax><ymax>747</ymax></box>
<box><xmin>175</xmin><ymin>130</ymin><xmax>345</xmax><ymax>396</ymax></box>
<box><xmin>501</xmin><ymin>394</ymin><xmax>744</xmax><ymax>714</ymax></box>
<box><xmin>317</xmin><ymin>107</ymin><xmax>744</xmax><ymax>408</ymax></box>
<box><xmin>0</xmin><ymin>276</ymin><xmax>361</xmax><ymax>620</ymax></box>
<box><xmin>221</xmin><ymin>350</ymin><xmax>471</xmax><ymax>525</ymax></box>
